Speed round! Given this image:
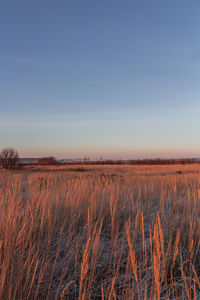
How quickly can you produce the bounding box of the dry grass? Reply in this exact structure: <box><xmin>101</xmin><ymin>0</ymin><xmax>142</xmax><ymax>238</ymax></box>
<box><xmin>0</xmin><ymin>164</ymin><xmax>200</xmax><ymax>299</ymax></box>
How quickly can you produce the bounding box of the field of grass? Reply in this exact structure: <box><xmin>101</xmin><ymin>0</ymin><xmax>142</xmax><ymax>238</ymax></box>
<box><xmin>1</xmin><ymin>164</ymin><xmax>200</xmax><ymax>299</ymax></box>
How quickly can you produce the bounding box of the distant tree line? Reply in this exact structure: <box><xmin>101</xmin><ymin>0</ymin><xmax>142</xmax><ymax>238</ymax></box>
<box><xmin>129</xmin><ymin>158</ymin><xmax>198</xmax><ymax>165</ymax></box>
<box><xmin>60</xmin><ymin>158</ymin><xmax>199</xmax><ymax>165</ymax></box>
<box><xmin>0</xmin><ymin>148</ymin><xmax>199</xmax><ymax>168</ymax></box>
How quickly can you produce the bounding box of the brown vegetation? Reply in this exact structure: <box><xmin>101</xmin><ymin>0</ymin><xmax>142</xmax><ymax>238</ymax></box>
<box><xmin>0</xmin><ymin>165</ymin><xmax>199</xmax><ymax>299</ymax></box>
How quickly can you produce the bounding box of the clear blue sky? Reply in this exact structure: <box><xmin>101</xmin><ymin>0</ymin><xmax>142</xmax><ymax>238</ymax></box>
<box><xmin>1</xmin><ymin>1</ymin><xmax>200</xmax><ymax>159</ymax></box>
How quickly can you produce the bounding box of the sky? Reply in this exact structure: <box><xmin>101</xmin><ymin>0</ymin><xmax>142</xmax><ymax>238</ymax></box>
<box><xmin>1</xmin><ymin>0</ymin><xmax>200</xmax><ymax>159</ymax></box>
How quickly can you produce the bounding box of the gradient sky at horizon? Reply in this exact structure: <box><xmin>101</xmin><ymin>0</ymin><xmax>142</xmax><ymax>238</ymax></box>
<box><xmin>1</xmin><ymin>0</ymin><xmax>200</xmax><ymax>159</ymax></box>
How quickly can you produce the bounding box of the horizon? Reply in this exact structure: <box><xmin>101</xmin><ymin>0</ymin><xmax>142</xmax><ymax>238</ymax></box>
<box><xmin>1</xmin><ymin>1</ymin><xmax>200</xmax><ymax>157</ymax></box>
<box><xmin>20</xmin><ymin>154</ymin><xmax>200</xmax><ymax>161</ymax></box>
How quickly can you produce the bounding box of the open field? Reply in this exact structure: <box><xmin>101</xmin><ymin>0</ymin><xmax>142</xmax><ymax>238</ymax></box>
<box><xmin>1</xmin><ymin>164</ymin><xmax>200</xmax><ymax>299</ymax></box>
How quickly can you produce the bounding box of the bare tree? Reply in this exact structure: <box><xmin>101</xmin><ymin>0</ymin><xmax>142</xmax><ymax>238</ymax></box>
<box><xmin>0</xmin><ymin>147</ymin><xmax>19</xmax><ymax>169</ymax></box>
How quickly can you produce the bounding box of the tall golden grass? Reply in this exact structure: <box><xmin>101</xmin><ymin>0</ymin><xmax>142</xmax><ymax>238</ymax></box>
<box><xmin>0</xmin><ymin>165</ymin><xmax>200</xmax><ymax>299</ymax></box>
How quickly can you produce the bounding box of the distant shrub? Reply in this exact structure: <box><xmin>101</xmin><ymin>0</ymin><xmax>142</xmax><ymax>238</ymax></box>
<box><xmin>38</xmin><ymin>156</ymin><xmax>57</xmax><ymax>165</ymax></box>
